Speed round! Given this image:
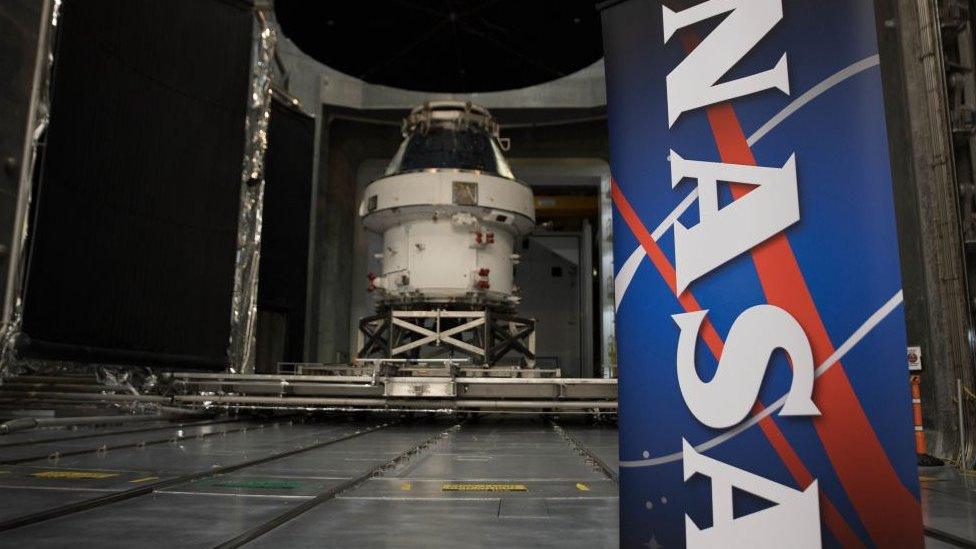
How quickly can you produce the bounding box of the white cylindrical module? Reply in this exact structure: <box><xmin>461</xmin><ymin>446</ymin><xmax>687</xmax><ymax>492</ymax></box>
<box><xmin>359</xmin><ymin>102</ymin><xmax>535</xmax><ymax>308</ymax></box>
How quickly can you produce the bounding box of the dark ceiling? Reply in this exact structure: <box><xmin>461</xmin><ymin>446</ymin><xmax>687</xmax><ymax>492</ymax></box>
<box><xmin>273</xmin><ymin>1</ymin><xmax>604</xmax><ymax>93</ymax></box>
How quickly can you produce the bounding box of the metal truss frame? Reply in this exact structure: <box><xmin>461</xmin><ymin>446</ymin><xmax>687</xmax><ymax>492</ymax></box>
<box><xmin>357</xmin><ymin>309</ymin><xmax>536</xmax><ymax>367</ymax></box>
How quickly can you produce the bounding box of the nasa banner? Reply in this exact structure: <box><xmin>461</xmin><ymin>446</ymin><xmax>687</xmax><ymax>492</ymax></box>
<box><xmin>601</xmin><ymin>0</ymin><xmax>923</xmax><ymax>547</ymax></box>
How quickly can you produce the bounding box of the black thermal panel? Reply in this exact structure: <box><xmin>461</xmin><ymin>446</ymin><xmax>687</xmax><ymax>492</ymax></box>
<box><xmin>255</xmin><ymin>96</ymin><xmax>315</xmax><ymax>371</ymax></box>
<box><xmin>19</xmin><ymin>0</ymin><xmax>253</xmax><ymax>368</ymax></box>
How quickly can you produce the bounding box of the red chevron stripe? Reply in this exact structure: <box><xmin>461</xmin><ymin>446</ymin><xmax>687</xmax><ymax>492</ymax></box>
<box><xmin>702</xmin><ymin>99</ymin><xmax>922</xmax><ymax>547</ymax></box>
<box><xmin>611</xmin><ymin>182</ymin><xmax>865</xmax><ymax>548</ymax></box>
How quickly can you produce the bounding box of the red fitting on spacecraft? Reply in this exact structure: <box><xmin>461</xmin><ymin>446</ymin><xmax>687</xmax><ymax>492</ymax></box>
<box><xmin>475</xmin><ymin>231</ymin><xmax>483</xmax><ymax>244</ymax></box>
<box><xmin>367</xmin><ymin>272</ymin><xmax>377</xmax><ymax>292</ymax></box>
<box><xmin>486</xmin><ymin>231</ymin><xmax>495</xmax><ymax>244</ymax></box>
<box><xmin>474</xmin><ymin>267</ymin><xmax>490</xmax><ymax>290</ymax></box>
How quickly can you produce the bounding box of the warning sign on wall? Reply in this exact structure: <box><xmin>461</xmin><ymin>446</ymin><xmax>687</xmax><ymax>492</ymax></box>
<box><xmin>908</xmin><ymin>346</ymin><xmax>922</xmax><ymax>371</ymax></box>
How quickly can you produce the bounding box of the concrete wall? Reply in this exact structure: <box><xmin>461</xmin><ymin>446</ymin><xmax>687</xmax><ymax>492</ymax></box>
<box><xmin>308</xmin><ymin>116</ymin><xmax>401</xmax><ymax>363</ymax></box>
<box><xmin>273</xmin><ymin>30</ymin><xmax>607</xmax><ymax>115</ymax></box>
<box><xmin>878</xmin><ymin>0</ymin><xmax>976</xmax><ymax>462</ymax></box>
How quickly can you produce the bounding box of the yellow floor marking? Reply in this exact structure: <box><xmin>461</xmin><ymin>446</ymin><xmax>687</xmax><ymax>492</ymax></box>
<box><xmin>576</xmin><ymin>483</ymin><xmax>590</xmax><ymax>492</ymax></box>
<box><xmin>0</xmin><ymin>471</ymin><xmax>9</xmax><ymax>474</ymax></box>
<box><xmin>400</xmin><ymin>483</ymin><xmax>412</xmax><ymax>491</ymax></box>
<box><xmin>441</xmin><ymin>483</ymin><xmax>528</xmax><ymax>492</ymax></box>
<box><xmin>919</xmin><ymin>476</ymin><xmax>936</xmax><ymax>482</ymax></box>
<box><xmin>31</xmin><ymin>471</ymin><xmax>118</xmax><ymax>480</ymax></box>
<box><xmin>130</xmin><ymin>476</ymin><xmax>160</xmax><ymax>483</ymax></box>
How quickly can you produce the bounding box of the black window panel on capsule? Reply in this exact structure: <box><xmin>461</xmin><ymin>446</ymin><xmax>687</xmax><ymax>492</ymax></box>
<box><xmin>398</xmin><ymin>127</ymin><xmax>499</xmax><ymax>175</ymax></box>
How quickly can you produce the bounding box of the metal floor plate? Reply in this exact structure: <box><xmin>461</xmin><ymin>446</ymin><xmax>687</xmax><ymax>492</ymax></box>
<box><xmin>920</xmin><ymin>465</ymin><xmax>976</xmax><ymax>546</ymax></box>
<box><xmin>249</xmin><ymin>498</ymin><xmax>618</xmax><ymax>549</ymax></box>
<box><xmin>0</xmin><ymin>416</ymin><xmax>615</xmax><ymax>547</ymax></box>
<box><xmin>0</xmin><ymin>415</ymin><xmax>971</xmax><ymax>547</ymax></box>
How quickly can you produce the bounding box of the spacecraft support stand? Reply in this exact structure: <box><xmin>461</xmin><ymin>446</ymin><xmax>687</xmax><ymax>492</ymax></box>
<box><xmin>357</xmin><ymin>308</ymin><xmax>535</xmax><ymax>367</ymax></box>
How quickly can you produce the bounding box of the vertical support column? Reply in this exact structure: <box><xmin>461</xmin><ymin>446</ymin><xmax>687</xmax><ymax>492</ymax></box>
<box><xmin>889</xmin><ymin>0</ymin><xmax>976</xmax><ymax>464</ymax></box>
<box><xmin>598</xmin><ymin>170</ymin><xmax>616</xmax><ymax>379</ymax></box>
<box><xmin>303</xmin><ymin>114</ymin><xmax>324</xmax><ymax>363</ymax></box>
<box><xmin>355</xmin><ymin>317</ymin><xmax>365</xmax><ymax>357</ymax></box>
<box><xmin>386</xmin><ymin>309</ymin><xmax>394</xmax><ymax>359</ymax></box>
<box><xmin>911</xmin><ymin>374</ymin><xmax>927</xmax><ymax>454</ymax></box>
<box><xmin>228</xmin><ymin>8</ymin><xmax>276</xmax><ymax>374</ymax></box>
<box><xmin>483</xmin><ymin>307</ymin><xmax>492</xmax><ymax>366</ymax></box>
<box><xmin>581</xmin><ymin>219</ymin><xmax>594</xmax><ymax>377</ymax></box>
<box><xmin>527</xmin><ymin>325</ymin><xmax>536</xmax><ymax>369</ymax></box>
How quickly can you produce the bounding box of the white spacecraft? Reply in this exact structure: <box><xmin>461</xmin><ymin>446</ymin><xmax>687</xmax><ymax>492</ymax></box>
<box><xmin>357</xmin><ymin>101</ymin><xmax>537</xmax><ymax>367</ymax></box>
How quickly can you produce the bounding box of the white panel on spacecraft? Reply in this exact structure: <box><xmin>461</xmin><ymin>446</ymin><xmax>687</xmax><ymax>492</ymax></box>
<box><xmin>359</xmin><ymin>101</ymin><xmax>535</xmax><ymax>307</ymax></box>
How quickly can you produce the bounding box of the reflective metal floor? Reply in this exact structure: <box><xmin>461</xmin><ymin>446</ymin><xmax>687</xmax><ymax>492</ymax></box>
<box><xmin>921</xmin><ymin>466</ymin><xmax>976</xmax><ymax>548</ymax></box>
<box><xmin>0</xmin><ymin>414</ymin><xmax>972</xmax><ymax>547</ymax></box>
<box><xmin>0</xmin><ymin>415</ymin><xmax>618</xmax><ymax>548</ymax></box>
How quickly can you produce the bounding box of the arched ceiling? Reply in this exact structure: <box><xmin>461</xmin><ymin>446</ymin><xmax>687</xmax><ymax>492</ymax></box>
<box><xmin>274</xmin><ymin>0</ymin><xmax>604</xmax><ymax>93</ymax></box>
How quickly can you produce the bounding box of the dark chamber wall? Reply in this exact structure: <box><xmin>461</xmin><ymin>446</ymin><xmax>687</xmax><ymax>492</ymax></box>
<box><xmin>19</xmin><ymin>0</ymin><xmax>253</xmax><ymax>368</ymax></box>
<box><xmin>310</xmin><ymin>116</ymin><xmax>401</xmax><ymax>363</ymax></box>
<box><xmin>255</xmin><ymin>96</ymin><xmax>315</xmax><ymax>372</ymax></box>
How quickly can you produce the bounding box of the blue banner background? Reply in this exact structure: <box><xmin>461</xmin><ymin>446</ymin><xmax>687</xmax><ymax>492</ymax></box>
<box><xmin>601</xmin><ymin>0</ymin><xmax>922</xmax><ymax>546</ymax></box>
